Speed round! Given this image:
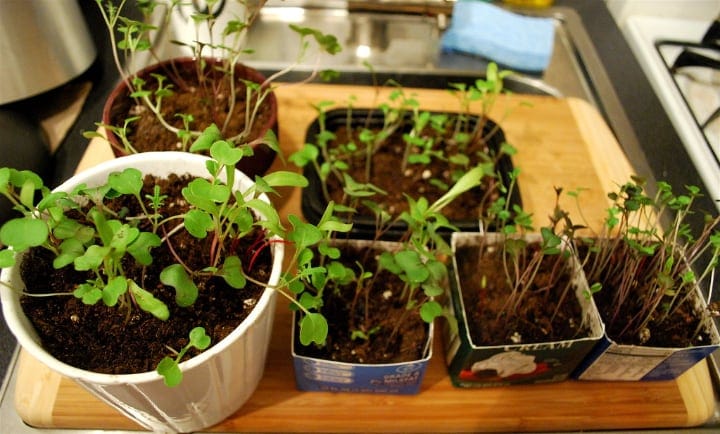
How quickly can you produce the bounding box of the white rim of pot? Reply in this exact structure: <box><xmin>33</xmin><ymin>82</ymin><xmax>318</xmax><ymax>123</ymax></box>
<box><xmin>0</xmin><ymin>152</ymin><xmax>284</xmax><ymax>385</ymax></box>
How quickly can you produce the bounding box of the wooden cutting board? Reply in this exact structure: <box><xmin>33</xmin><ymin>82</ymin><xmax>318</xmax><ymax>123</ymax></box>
<box><xmin>12</xmin><ymin>83</ymin><xmax>717</xmax><ymax>432</ymax></box>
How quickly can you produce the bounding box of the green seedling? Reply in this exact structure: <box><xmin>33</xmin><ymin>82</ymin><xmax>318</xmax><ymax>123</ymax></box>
<box><xmin>568</xmin><ymin>177</ymin><xmax>720</xmax><ymax>343</ymax></box>
<box><xmin>93</xmin><ymin>0</ymin><xmax>341</xmax><ymax>153</ymax></box>
<box><xmin>289</xmin><ymin>63</ymin><xmax>517</xmax><ymax>229</ymax></box>
<box><xmin>281</xmin><ymin>202</ymin><xmax>353</xmax><ymax>346</ymax></box>
<box><xmin>157</xmin><ymin>327</ymin><xmax>211</xmax><ymax>387</ymax></box>
<box><xmin>473</xmin><ymin>185</ymin><xmax>585</xmax><ymax>335</ymax></box>
<box><xmin>291</xmin><ymin>165</ymin><xmax>489</xmax><ymax>354</ymax></box>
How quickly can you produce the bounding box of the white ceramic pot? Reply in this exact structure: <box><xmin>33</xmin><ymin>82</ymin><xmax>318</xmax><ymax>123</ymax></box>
<box><xmin>0</xmin><ymin>152</ymin><xmax>282</xmax><ymax>433</ymax></box>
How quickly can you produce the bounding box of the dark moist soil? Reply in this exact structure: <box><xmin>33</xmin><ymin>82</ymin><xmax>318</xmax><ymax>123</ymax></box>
<box><xmin>19</xmin><ymin>174</ymin><xmax>271</xmax><ymax>375</ymax></box>
<box><xmin>294</xmin><ymin>244</ymin><xmax>430</xmax><ymax>364</ymax></box>
<box><xmin>455</xmin><ymin>242</ymin><xmax>589</xmax><ymax>346</ymax></box>
<box><xmin>110</xmin><ymin>60</ymin><xmax>274</xmax><ymax>154</ymax></box>
<box><xmin>579</xmin><ymin>244</ymin><xmax>713</xmax><ymax>347</ymax></box>
<box><xmin>324</xmin><ymin>119</ymin><xmax>507</xmax><ymax>222</ymax></box>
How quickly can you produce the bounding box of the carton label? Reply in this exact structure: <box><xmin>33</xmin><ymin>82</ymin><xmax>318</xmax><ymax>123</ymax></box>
<box><xmin>578</xmin><ymin>348</ymin><xmax>672</xmax><ymax>381</ymax></box>
<box><xmin>293</xmin><ymin>357</ymin><xmax>428</xmax><ymax>394</ymax></box>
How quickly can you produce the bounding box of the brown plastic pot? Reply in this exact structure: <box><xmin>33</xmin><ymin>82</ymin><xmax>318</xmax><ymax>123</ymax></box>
<box><xmin>102</xmin><ymin>57</ymin><xmax>278</xmax><ymax>178</ymax></box>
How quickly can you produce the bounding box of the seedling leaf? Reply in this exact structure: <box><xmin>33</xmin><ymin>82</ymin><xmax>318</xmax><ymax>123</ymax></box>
<box><xmin>160</xmin><ymin>264</ymin><xmax>199</xmax><ymax>307</ymax></box>
<box><xmin>184</xmin><ymin>209</ymin><xmax>214</xmax><ymax>238</ymax></box>
<box><xmin>219</xmin><ymin>255</ymin><xmax>246</xmax><ymax>288</ymax></box>
<box><xmin>210</xmin><ymin>140</ymin><xmax>246</xmax><ymax>166</ymax></box>
<box><xmin>74</xmin><ymin>283</ymin><xmax>103</xmax><ymax>305</ymax></box>
<box><xmin>0</xmin><ymin>249</ymin><xmax>15</xmax><ymax>268</ymax></box>
<box><xmin>288</xmin><ymin>215</ymin><xmax>323</xmax><ymax>248</ymax></box>
<box><xmin>299</xmin><ymin>312</ymin><xmax>328</xmax><ymax>345</ymax></box>
<box><xmin>103</xmin><ymin>276</ymin><xmax>128</xmax><ymax>307</ymax></box>
<box><xmin>261</xmin><ymin>171</ymin><xmax>309</xmax><ymax>189</ymax></box>
<box><xmin>188</xmin><ymin>326</ymin><xmax>211</xmax><ymax>350</ymax></box>
<box><xmin>107</xmin><ymin>168</ymin><xmax>143</xmax><ymax>195</ymax></box>
<box><xmin>157</xmin><ymin>356</ymin><xmax>182</xmax><ymax>387</ymax></box>
<box><xmin>394</xmin><ymin>250</ymin><xmax>429</xmax><ymax>284</ymax></box>
<box><xmin>0</xmin><ymin>218</ymin><xmax>48</xmax><ymax>250</ymax></box>
<box><xmin>129</xmin><ymin>279</ymin><xmax>170</xmax><ymax>320</ymax></box>
<box><xmin>127</xmin><ymin>232</ymin><xmax>162</xmax><ymax>265</ymax></box>
<box><xmin>54</xmin><ymin>238</ymin><xmax>85</xmax><ymax>269</ymax></box>
<box><xmin>189</xmin><ymin>124</ymin><xmax>222</xmax><ymax>153</ymax></box>
<box><xmin>419</xmin><ymin>300</ymin><xmax>443</xmax><ymax>323</ymax></box>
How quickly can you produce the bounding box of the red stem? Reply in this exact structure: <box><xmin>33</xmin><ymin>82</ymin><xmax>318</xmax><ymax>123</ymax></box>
<box><xmin>247</xmin><ymin>238</ymin><xmax>291</xmax><ymax>270</ymax></box>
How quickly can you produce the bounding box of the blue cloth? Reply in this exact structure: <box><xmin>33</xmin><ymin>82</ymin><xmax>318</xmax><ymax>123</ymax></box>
<box><xmin>441</xmin><ymin>1</ymin><xmax>555</xmax><ymax>72</ymax></box>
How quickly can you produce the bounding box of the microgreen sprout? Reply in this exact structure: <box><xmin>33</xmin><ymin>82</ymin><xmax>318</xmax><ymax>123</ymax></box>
<box><xmin>93</xmin><ymin>0</ymin><xmax>341</xmax><ymax>154</ymax></box>
<box><xmin>448</xmin><ymin>61</ymin><xmax>513</xmax><ymax>148</ymax></box>
<box><xmin>157</xmin><ymin>327</ymin><xmax>211</xmax><ymax>387</ymax></box>
<box><xmin>289</xmin><ymin>62</ymin><xmax>517</xmax><ymax>228</ymax></box>
<box><xmin>470</xmin><ymin>185</ymin><xmax>586</xmax><ymax>337</ymax></box>
<box><xmin>568</xmin><ymin>177</ymin><xmax>720</xmax><ymax>344</ymax></box>
<box><xmin>280</xmin><ymin>202</ymin><xmax>353</xmax><ymax>346</ymax></box>
<box><xmin>286</xmin><ymin>165</ymin><xmax>489</xmax><ymax>354</ymax></box>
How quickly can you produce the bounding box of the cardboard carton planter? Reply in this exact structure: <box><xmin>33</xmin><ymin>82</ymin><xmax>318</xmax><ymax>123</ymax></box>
<box><xmin>445</xmin><ymin>232</ymin><xmax>605</xmax><ymax>387</ymax></box>
<box><xmin>572</xmin><ymin>240</ymin><xmax>720</xmax><ymax>381</ymax></box>
<box><xmin>290</xmin><ymin>239</ymin><xmax>435</xmax><ymax>394</ymax></box>
<box><xmin>574</xmin><ymin>309</ymin><xmax>720</xmax><ymax>381</ymax></box>
<box><xmin>291</xmin><ymin>316</ymin><xmax>433</xmax><ymax>395</ymax></box>
<box><xmin>299</xmin><ymin>108</ymin><xmax>520</xmax><ymax>240</ymax></box>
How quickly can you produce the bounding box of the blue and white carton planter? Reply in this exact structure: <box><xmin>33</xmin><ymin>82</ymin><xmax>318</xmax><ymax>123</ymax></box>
<box><xmin>291</xmin><ymin>317</ymin><xmax>433</xmax><ymax>395</ymax></box>
<box><xmin>445</xmin><ymin>232</ymin><xmax>605</xmax><ymax>388</ymax></box>
<box><xmin>290</xmin><ymin>239</ymin><xmax>434</xmax><ymax>394</ymax></box>
<box><xmin>574</xmin><ymin>286</ymin><xmax>720</xmax><ymax>381</ymax></box>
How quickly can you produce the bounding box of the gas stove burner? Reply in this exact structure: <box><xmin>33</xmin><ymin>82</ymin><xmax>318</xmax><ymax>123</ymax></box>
<box><xmin>656</xmin><ymin>40</ymin><xmax>720</xmax><ymax>168</ymax></box>
<box><xmin>671</xmin><ymin>46</ymin><xmax>720</xmax><ymax>71</ymax></box>
<box><xmin>623</xmin><ymin>14</ymin><xmax>720</xmax><ymax>210</ymax></box>
<box><xmin>702</xmin><ymin>19</ymin><xmax>720</xmax><ymax>47</ymax></box>
<box><xmin>670</xmin><ymin>45</ymin><xmax>720</xmax><ymax>129</ymax></box>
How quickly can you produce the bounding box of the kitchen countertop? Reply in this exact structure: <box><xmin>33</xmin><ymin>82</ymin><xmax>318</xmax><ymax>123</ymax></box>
<box><xmin>1</xmin><ymin>0</ymin><xmax>715</xmax><ymax>431</ymax></box>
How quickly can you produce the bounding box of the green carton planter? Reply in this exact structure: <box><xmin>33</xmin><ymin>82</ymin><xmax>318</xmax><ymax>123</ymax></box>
<box><xmin>444</xmin><ymin>232</ymin><xmax>605</xmax><ymax>387</ymax></box>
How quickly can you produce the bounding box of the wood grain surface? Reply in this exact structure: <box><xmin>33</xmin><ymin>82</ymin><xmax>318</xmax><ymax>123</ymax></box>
<box><xmin>12</xmin><ymin>83</ymin><xmax>716</xmax><ymax>432</ymax></box>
